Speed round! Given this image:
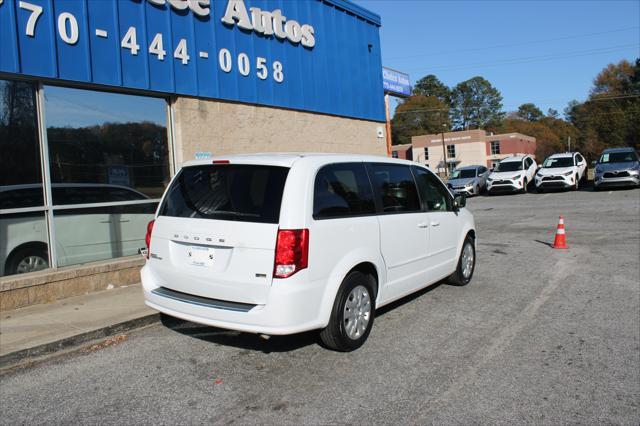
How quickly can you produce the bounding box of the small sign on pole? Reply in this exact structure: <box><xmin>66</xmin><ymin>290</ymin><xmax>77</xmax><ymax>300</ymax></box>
<box><xmin>382</xmin><ymin>67</ymin><xmax>412</xmax><ymax>97</ymax></box>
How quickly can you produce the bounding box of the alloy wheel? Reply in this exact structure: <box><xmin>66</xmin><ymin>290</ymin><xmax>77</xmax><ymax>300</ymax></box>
<box><xmin>343</xmin><ymin>285</ymin><xmax>372</xmax><ymax>340</ymax></box>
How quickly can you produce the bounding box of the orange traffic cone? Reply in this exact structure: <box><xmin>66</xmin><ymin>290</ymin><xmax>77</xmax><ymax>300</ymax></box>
<box><xmin>552</xmin><ymin>215</ymin><xmax>568</xmax><ymax>249</ymax></box>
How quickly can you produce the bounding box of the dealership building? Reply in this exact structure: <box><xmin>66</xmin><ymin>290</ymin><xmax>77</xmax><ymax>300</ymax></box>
<box><xmin>0</xmin><ymin>0</ymin><xmax>387</xmax><ymax>309</ymax></box>
<box><xmin>392</xmin><ymin>129</ymin><xmax>537</xmax><ymax>172</ymax></box>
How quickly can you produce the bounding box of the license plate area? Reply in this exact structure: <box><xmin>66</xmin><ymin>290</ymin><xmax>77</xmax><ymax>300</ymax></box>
<box><xmin>187</xmin><ymin>245</ymin><xmax>214</xmax><ymax>267</ymax></box>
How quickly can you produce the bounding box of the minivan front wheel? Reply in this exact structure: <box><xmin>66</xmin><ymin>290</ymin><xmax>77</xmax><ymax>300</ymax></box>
<box><xmin>448</xmin><ymin>236</ymin><xmax>475</xmax><ymax>286</ymax></box>
<box><xmin>320</xmin><ymin>271</ymin><xmax>375</xmax><ymax>352</ymax></box>
<box><xmin>6</xmin><ymin>245</ymin><xmax>49</xmax><ymax>275</ymax></box>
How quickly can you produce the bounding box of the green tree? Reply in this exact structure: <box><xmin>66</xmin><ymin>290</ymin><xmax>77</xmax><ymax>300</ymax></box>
<box><xmin>517</xmin><ymin>103</ymin><xmax>544</xmax><ymax>121</ymax></box>
<box><xmin>565</xmin><ymin>58</ymin><xmax>640</xmax><ymax>158</ymax></box>
<box><xmin>546</xmin><ymin>108</ymin><xmax>559</xmax><ymax>119</ymax></box>
<box><xmin>391</xmin><ymin>95</ymin><xmax>449</xmax><ymax>146</ymax></box>
<box><xmin>412</xmin><ymin>74</ymin><xmax>451</xmax><ymax>105</ymax></box>
<box><xmin>450</xmin><ymin>77</ymin><xmax>504</xmax><ymax>130</ymax></box>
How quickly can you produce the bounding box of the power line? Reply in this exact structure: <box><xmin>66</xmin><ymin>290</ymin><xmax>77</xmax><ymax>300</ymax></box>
<box><xmin>386</xmin><ymin>26</ymin><xmax>640</xmax><ymax>61</ymax></box>
<box><xmin>407</xmin><ymin>44</ymin><xmax>639</xmax><ymax>73</ymax></box>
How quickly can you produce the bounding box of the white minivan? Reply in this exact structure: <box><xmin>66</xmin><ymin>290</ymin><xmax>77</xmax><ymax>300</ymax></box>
<box><xmin>142</xmin><ymin>154</ymin><xmax>476</xmax><ymax>351</ymax></box>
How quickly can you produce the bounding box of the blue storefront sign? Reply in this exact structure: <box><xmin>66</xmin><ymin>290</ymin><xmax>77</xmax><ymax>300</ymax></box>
<box><xmin>382</xmin><ymin>67</ymin><xmax>411</xmax><ymax>97</ymax></box>
<box><xmin>0</xmin><ymin>0</ymin><xmax>385</xmax><ymax>122</ymax></box>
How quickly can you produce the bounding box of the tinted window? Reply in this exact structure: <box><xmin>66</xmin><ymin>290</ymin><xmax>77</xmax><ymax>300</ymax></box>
<box><xmin>313</xmin><ymin>163</ymin><xmax>375</xmax><ymax>219</ymax></box>
<box><xmin>542</xmin><ymin>157</ymin><xmax>573</xmax><ymax>168</ymax></box>
<box><xmin>575</xmin><ymin>154</ymin><xmax>584</xmax><ymax>164</ymax></box>
<box><xmin>451</xmin><ymin>169</ymin><xmax>476</xmax><ymax>179</ymax></box>
<box><xmin>0</xmin><ymin>187</ymin><xmax>45</xmax><ymax>210</ymax></box>
<box><xmin>495</xmin><ymin>161</ymin><xmax>523</xmax><ymax>172</ymax></box>
<box><xmin>413</xmin><ymin>167</ymin><xmax>451</xmax><ymax>212</ymax></box>
<box><xmin>599</xmin><ymin>151</ymin><xmax>638</xmax><ymax>163</ymax></box>
<box><xmin>525</xmin><ymin>158</ymin><xmax>533</xmax><ymax>168</ymax></box>
<box><xmin>160</xmin><ymin>165</ymin><xmax>288</xmax><ymax>224</ymax></box>
<box><xmin>369</xmin><ymin>164</ymin><xmax>420</xmax><ymax>213</ymax></box>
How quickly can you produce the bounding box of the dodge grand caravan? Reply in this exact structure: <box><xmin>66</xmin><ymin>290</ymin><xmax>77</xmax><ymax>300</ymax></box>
<box><xmin>142</xmin><ymin>154</ymin><xmax>476</xmax><ymax>351</ymax></box>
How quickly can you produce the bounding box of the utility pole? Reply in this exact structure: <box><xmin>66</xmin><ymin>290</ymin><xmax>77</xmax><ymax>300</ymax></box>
<box><xmin>567</xmin><ymin>136</ymin><xmax>571</xmax><ymax>152</ymax></box>
<box><xmin>441</xmin><ymin>122</ymin><xmax>448</xmax><ymax>178</ymax></box>
<box><xmin>384</xmin><ymin>94</ymin><xmax>392</xmax><ymax>157</ymax></box>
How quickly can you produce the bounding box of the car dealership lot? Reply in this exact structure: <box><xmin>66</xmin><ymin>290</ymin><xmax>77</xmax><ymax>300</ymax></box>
<box><xmin>1</xmin><ymin>188</ymin><xmax>639</xmax><ymax>424</ymax></box>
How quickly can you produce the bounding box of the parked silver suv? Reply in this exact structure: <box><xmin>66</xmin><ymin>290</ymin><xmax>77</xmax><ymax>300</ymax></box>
<box><xmin>447</xmin><ymin>165</ymin><xmax>489</xmax><ymax>196</ymax></box>
<box><xmin>593</xmin><ymin>147</ymin><xmax>640</xmax><ymax>190</ymax></box>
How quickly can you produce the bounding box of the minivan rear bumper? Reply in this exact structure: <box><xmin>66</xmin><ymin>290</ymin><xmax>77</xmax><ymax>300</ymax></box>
<box><xmin>141</xmin><ymin>265</ymin><xmax>327</xmax><ymax>335</ymax></box>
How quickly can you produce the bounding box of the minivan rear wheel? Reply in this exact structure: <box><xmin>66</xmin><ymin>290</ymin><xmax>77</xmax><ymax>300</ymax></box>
<box><xmin>320</xmin><ymin>271</ymin><xmax>375</xmax><ymax>352</ymax></box>
<box><xmin>448</xmin><ymin>236</ymin><xmax>475</xmax><ymax>286</ymax></box>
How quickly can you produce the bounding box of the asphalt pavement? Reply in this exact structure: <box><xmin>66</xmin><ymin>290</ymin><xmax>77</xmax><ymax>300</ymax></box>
<box><xmin>1</xmin><ymin>187</ymin><xmax>639</xmax><ymax>425</ymax></box>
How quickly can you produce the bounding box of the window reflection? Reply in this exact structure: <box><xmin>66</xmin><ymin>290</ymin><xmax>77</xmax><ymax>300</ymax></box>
<box><xmin>54</xmin><ymin>203</ymin><xmax>157</xmax><ymax>267</ymax></box>
<box><xmin>0</xmin><ymin>80</ymin><xmax>44</xmax><ymax>209</ymax></box>
<box><xmin>44</xmin><ymin>86</ymin><xmax>170</xmax><ymax>204</ymax></box>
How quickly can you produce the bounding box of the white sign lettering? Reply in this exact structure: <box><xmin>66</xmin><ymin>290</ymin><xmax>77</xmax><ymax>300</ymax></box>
<box><xmin>146</xmin><ymin>0</ymin><xmax>211</xmax><ymax>17</ymax></box>
<box><xmin>430</xmin><ymin>136</ymin><xmax>472</xmax><ymax>144</ymax></box>
<box><xmin>221</xmin><ymin>0</ymin><xmax>315</xmax><ymax>48</ymax></box>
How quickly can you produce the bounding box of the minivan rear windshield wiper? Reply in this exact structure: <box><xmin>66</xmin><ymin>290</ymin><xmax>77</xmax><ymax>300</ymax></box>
<box><xmin>207</xmin><ymin>210</ymin><xmax>260</xmax><ymax>217</ymax></box>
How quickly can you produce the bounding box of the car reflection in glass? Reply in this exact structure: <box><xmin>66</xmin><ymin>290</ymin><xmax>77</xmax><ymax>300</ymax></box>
<box><xmin>0</xmin><ymin>183</ymin><xmax>156</xmax><ymax>276</ymax></box>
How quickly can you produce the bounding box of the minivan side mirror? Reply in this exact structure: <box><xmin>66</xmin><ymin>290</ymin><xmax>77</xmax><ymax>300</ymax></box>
<box><xmin>453</xmin><ymin>194</ymin><xmax>466</xmax><ymax>209</ymax></box>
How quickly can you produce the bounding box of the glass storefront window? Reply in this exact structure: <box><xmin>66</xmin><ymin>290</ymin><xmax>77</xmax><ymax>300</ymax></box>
<box><xmin>44</xmin><ymin>86</ymin><xmax>169</xmax><ymax>268</ymax></box>
<box><xmin>44</xmin><ymin>86</ymin><xmax>170</xmax><ymax>204</ymax></box>
<box><xmin>1</xmin><ymin>79</ymin><xmax>171</xmax><ymax>276</ymax></box>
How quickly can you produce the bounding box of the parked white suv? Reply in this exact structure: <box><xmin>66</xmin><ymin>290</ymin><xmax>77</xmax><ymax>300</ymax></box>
<box><xmin>141</xmin><ymin>154</ymin><xmax>477</xmax><ymax>351</ymax></box>
<box><xmin>534</xmin><ymin>152</ymin><xmax>587</xmax><ymax>192</ymax></box>
<box><xmin>487</xmin><ymin>155</ymin><xmax>537</xmax><ymax>194</ymax></box>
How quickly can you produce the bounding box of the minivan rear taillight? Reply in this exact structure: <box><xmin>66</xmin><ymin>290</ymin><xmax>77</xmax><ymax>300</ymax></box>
<box><xmin>145</xmin><ymin>220</ymin><xmax>155</xmax><ymax>259</ymax></box>
<box><xmin>274</xmin><ymin>229</ymin><xmax>309</xmax><ymax>278</ymax></box>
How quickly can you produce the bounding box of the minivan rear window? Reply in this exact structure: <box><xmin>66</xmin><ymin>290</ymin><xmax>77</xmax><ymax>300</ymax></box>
<box><xmin>159</xmin><ymin>165</ymin><xmax>289</xmax><ymax>224</ymax></box>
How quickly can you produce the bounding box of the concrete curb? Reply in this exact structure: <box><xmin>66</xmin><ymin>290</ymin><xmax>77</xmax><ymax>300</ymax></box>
<box><xmin>0</xmin><ymin>313</ymin><xmax>160</xmax><ymax>371</ymax></box>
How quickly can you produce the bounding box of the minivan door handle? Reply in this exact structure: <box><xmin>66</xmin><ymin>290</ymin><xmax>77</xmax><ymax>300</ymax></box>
<box><xmin>417</xmin><ymin>223</ymin><xmax>429</xmax><ymax>228</ymax></box>
<box><xmin>430</xmin><ymin>221</ymin><xmax>440</xmax><ymax>227</ymax></box>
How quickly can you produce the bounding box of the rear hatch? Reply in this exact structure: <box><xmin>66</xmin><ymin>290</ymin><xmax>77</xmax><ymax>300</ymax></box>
<box><xmin>148</xmin><ymin>164</ymin><xmax>289</xmax><ymax>305</ymax></box>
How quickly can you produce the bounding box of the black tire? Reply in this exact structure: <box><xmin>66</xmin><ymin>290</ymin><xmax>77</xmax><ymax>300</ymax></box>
<box><xmin>320</xmin><ymin>271</ymin><xmax>376</xmax><ymax>352</ymax></box>
<box><xmin>574</xmin><ymin>175</ymin><xmax>579</xmax><ymax>191</ymax></box>
<box><xmin>521</xmin><ymin>179</ymin><xmax>528</xmax><ymax>194</ymax></box>
<box><xmin>537</xmin><ymin>186</ymin><xmax>544</xmax><ymax>193</ymax></box>
<box><xmin>5</xmin><ymin>244</ymin><xmax>49</xmax><ymax>275</ymax></box>
<box><xmin>448</xmin><ymin>235</ymin><xmax>476</xmax><ymax>286</ymax></box>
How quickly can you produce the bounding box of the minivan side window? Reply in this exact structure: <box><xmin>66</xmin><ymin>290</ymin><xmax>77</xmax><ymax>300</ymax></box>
<box><xmin>368</xmin><ymin>163</ymin><xmax>420</xmax><ymax>213</ymax></box>
<box><xmin>313</xmin><ymin>163</ymin><xmax>375</xmax><ymax>219</ymax></box>
<box><xmin>412</xmin><ymin>167</ymin><xmax>451</xmax><ymax>212</ymax></box>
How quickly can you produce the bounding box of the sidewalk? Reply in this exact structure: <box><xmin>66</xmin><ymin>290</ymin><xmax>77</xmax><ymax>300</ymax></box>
<box><xmin>0</xmin><ymin>284</ymin><xmax>158</xmax><ymax>369</ymax></box>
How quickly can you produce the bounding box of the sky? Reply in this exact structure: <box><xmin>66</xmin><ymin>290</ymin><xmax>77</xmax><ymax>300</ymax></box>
<box><xmin>357</xmin><ymin>0</ymin><xmax>640</xmax><ymax>115</ymax></box>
